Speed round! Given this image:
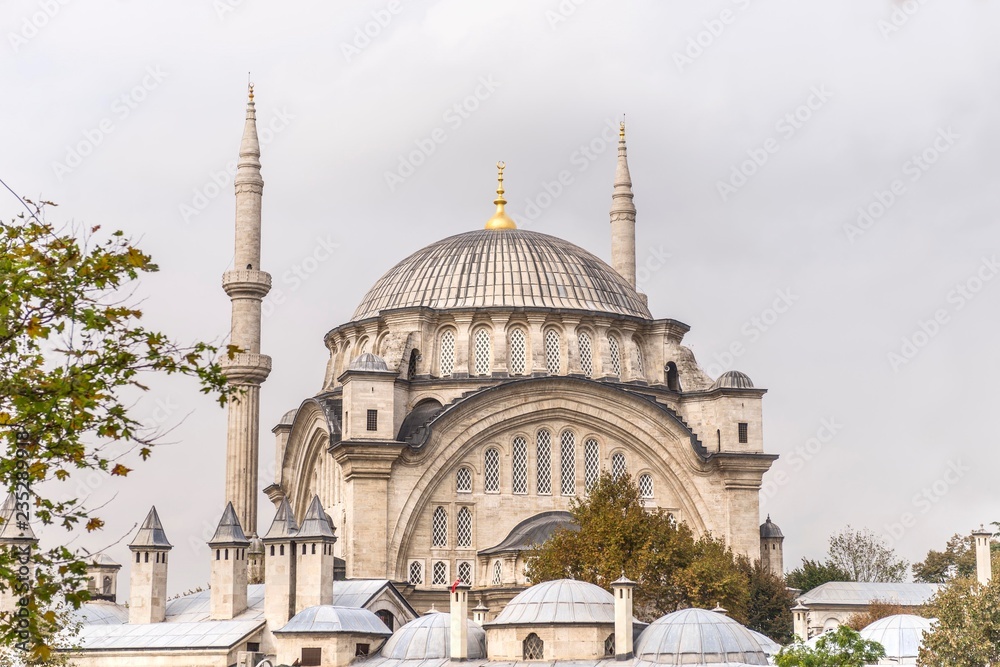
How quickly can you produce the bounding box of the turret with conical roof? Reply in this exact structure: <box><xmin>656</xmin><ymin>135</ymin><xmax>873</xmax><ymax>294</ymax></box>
<box><xmin>294</xmin><ymin>495</ymin><xmax>337</xmax><ymax>613</ymax></box>
<box><xmin>263</xmin><ymin>497</ymin><xmax>298</xmax><ymax>634</ymax></box>
<box><xmin>209</xmin><ymin>501</ymin><xmax>251</xmax><ymax>620</ymax></box>
<box><xmin>128</xmin><ymin>506</ymin><xmax>172</xmax><ymax>624</ymax></box>
<box><xmin>610</xmin><ymin>121</ymin><xmax>637</xmax><ymax>290</ymax></box>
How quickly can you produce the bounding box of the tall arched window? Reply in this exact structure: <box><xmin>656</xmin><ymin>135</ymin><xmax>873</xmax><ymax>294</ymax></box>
<box><xmin>456</xmin><ymin>467</ymin><xmax>472</xmax><ymax>493</ymax></box>
<box><xmin>544</xmin><ymin>330</ymin><xmax>561</xmax><ymax>375</ymax></box>
<box><xmin>458</xmin><ymin>561</ymin><xmax>472</xmax><ymax>585</ymax></box>
<box><xmin>611</xmin><ymin>452</ymin><xmax>627</xmax><ymax>480</ymax></box>
<box><xmin>457</xmin><ymin>507</ymin><xmax>472</xmax><ymax>548</ymax></box>
<box><xmin>492</xmin><ymin>560</ymin><xmax>503</xmax><ymax>586</ymax></box>
<box><xmin>509</xmin><ymin>328</ymin><xmax>527</xmax><ymax>375</ymax></box>
<box><xmin>484</xmin><ymin>448</ymin><xmax>500</xmax><ymax>493</ymax></box>
<box><xmin>432</xmin><ymin>507</ymin><xmax>448</xmax><ymax>547</ymax></box>
<box><xmin>536</xmin><ymin>430</ymin><xmax>551</xmax><ymax>495</ymax></box>
<box><xmin>512</xmin><ymin>437</ymin><xmax>528</xmax><ymax>494</ymax></box>
<box><xmin>608</xmin><ymin>334</ymin><xmax>622</xmax><ymax>376</ymax></box>
<box><xmin>578</xmin><ymin>332</ymin><xmax>594</xmax><ymax>376</ymax></box>
<box><xmin>407</xmin><ymin>349</ymin><xmax>419</xmax><ymax>380</ymax></box>
<box><xmin>632</xmin><ymin>337</ymin><xmax>644</xmax><ymax>376</ymax></box>
<box><xmin>638</xmin><ymin>473</ymin><xmax>654</xmax><ymax>499</ymax></box>
<box><xmin>585</xmin><ymin>439</ymin><xmax>600</xmax><ymax>493</ymax></box>
<box><xmin>560</xmin><ymin>430</ymin><xmax>576</xmax><ymax>496</ymax></box>
<box><xmin>432</xmin><ymin>561</ymin><xmax>448</xmax><ymax>585</ymax></box>
<box><xmin>666</xmin><ymin>361</ymin><xmax>681</xmax><ymax>392</ymax></box>
<box><xmin>408</xmin><ymin>561</ymin><xmax>423</xmax><ymax>585</ymax></box>
<box><xmin>357</xmin><ymin>337</ymin><xmax>370</xmax><ymax>355</ymax></box>
<box><xmin>474</xmin><ymin>328</ymin><xmax>492</xmax><ymax>376</ymax></box>
<box><xmin>439</xmin><ymin>329</ymin><xmax>456</xmax><ymax>376</ymax></box>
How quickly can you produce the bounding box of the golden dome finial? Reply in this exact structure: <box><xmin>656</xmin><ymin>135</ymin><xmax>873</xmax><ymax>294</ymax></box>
<box><xmin>248</xmin><ymin>82</ymin><xmax>254</xmax><ymax>102</ymax></box>
<box><xmin>485</xmin><ymin>160</ymin><xmax>517</xmax><ymax>230</ymax></box>
<box><xmin>620</xmin><ymin>118</ymin><xmax>626</xmax><ymax>140</ymax></box>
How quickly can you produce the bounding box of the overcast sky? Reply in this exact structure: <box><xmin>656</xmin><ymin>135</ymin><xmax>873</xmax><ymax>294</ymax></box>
<box><xmin>3</xmin><ymin>0</ymin><xmax>998</xmax><ymax>601</ymax></box>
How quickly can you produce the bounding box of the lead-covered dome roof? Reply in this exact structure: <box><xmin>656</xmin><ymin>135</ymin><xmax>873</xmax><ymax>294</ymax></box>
<box><xmin>352</xmin><ymin>229</ymin><xmax>652</xmax><ymax>321</ymax></box>
<box><xmin>379</xmin><ymin>612</ymin><xmax>486</xmax><ymax>660</ymax></box>
<box><xmin>860</xmin><ymin>614</ymin><xmax>933</xmax><ymax>661</ymax></box>
<box><xmin>634</xmin><ymin>608</ymin><xmax>769</xmax><ymax>665</ymax></box>
<box><xmin>486</xmin><ymin>579</ymin><xmax>617</xmax><ymax>626</ymax></box>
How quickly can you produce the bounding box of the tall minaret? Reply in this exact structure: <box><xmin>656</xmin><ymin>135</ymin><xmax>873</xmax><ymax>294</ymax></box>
<box><xmin>221</xmin><ymin>83</ymin><xmax>272</xmax><ymax>535</ymax></box>
<box><xmin>610</xmin><ymin>121</ymin><xmax>637</xmax><ymax>289</ymax></box>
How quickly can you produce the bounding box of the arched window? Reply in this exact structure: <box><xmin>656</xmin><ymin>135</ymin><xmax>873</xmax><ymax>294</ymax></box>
<box><xmin>666</xmin><ymin>361</ymin><xmax>681</xmax><ymax>392</ymax></box>
<box><xmin>512</xmin><ymin>437</ymin><xmax>528</xmax><ymax>494</ymax></box>
<box><xmin>578</xmin><ymin>332</ymin><xmax>593</xmax><ymax>376</ymax></box>
<box><xmin>432</xmin><ymin>507</ymin><xmax>448</xmax><ymax>547</ymax></box>
<box><xmin>523</xmin><ymin>633</ymin><xmax>544</xmax><ymax>660</ymax></box>
<box><xmin>611</xmin><ymin>452</ymin><xmax>627</xmax><ymax>480</ymax></box>
<box><xmin>536</xmin><ymin>430</ymin><xmax>551</xmax><ymax>495</ymax></box>
<box><xmin>357</xmin><ymin>337</ymin><xmax>370</xmax><ymax>355</ymax></box>
<box><xmin>584</xmin><ymin>439</ymin><xmax>600</xmax><ymax>493</ymax></box>
<box><xmin>432</xmin><ymin>561</ymin><xmax>448</xmax><ymax>585</ymax></box>
<box><xmin>376</xmin><ymin>609</ymin><xmax>395</xmax><ymax>632</ymax></box>
<box><xmin>439</xmin><ymin>330</ymin><xmax>456</xmax><ymax>376</ymax></box>
<box><xmin>608</xmin><ymin>334</ymin><xmax>622</xmax><ymax>376</ymax></box>
<box><xmin>474</xmin><ymin>328</ymin><xmax>492</xmax><ymax>376</ymax></box>
<box><xmin>457</xmin><ymin>507</ymin><xmax>472</xmax><ymax>548</ymax></box>
<box><xmin>544</xmin><ymin>330</ymin><xmax>561</xmax><ymax>375</ymax></box>
<box><xmin>604</xmin><ymin>633</ymin><xmax>615</xmax><ymax>657</ymax></box>
<box><xmin>456</xmin><ymin>467</ymin><xmax>472</xmax><ymax>493</ymax></box>
<box><xmin>492</xmin><ymin>560</ymin><xmax>503</xmax><ymax>586</ymax></box>
<box><xmin>102</xmin><ymin>576</ymin><xmax>112</xmax><ymax>596</ymax></box>
<box><xmin>560</xmin><ymin>430</ymin><xmax>576</xmax><ymax>496</ymax></box>
<box><xmin>484</xmin><ymin>449</ymin><xmax>500</xmax><ymax>493</ymax></box>
<box><xmin>458</xmin><ymin>561</ymin><xmax>472</xmax><ymax>585</ymax></box>
<box><xmin>638</xmin><ymin>473</ymin><xmax>654</xmax><ymax>499</ymax></box>
<box><xmin>407</xmin><ymin>349</ymin><xmax>419</xmax><ymax>380</ymax></box>
<box><xmin>509</xmin><ymin>328</ymin><xmax>527</xmax><ymax>375</ymax></box>
<box><xmin>408</xmin><ymin>561</ymin><xmax>423</xmax><ymax>585</ymax></box>
<box><xmin>633</xmin><ymin>338</ymin><xmax>644</xmax><ymax>377</ymax></box>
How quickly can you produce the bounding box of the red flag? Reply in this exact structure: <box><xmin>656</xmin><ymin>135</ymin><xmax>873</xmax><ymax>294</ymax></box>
<box><xmin>450</xmin><ymin>578</ymin><xmax>463</xmax><ymax>593</ymax></box>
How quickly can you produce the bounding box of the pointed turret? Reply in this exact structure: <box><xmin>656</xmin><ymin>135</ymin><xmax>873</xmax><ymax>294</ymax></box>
<box><xmin>128</xmin><ymin>507</ymin><xmax>172</xmax><ymax>624</ymax></box>
<box><xmin>610</xmin><ymin>121</ymin><xmax>637</xmax><ymax>289</ymax></box>
<box><xmin>209</xmin><ymin>502</ymin><xmax>251</xmax><ymax>620</ymax></box>
<box><xmin>263</xmin><ymin>498</ymin><xmax>298</xmax><ymax>632</ymax></box>
<box><xmin>129</xmin><ymin>506</ymin><xmax>172</xmax><ymax>549</ymax></box>
<box><xmin>294</xmin><ymin>496</ymin><xmax>337</xmax><ymax>612</ymax></box>
<box><xmin>263</xmin><ymin>497</ymin><xmax>298</xmax><ymax>541</ymax></box>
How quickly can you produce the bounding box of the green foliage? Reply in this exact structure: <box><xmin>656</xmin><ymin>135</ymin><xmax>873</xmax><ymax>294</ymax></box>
<box><xmin>919</xmin><ymin>577</ymin><xmax>1000</xmax><ymax>666</ymax></box>
<box><xmin>739</xmin><ymin>558</ymin><xmax>795</xmax><ymax>644</ymax></box>
<box><xmin>912</xmin><ymin>533</ymin><xmax>1000</xmax><ymax>583</ymax></box>
<box><xmin>0</xmin><ymin>201</ymin><xmax>235</xmax><ymax>658</ymax></box>
<box><xmin>786</xmin><ymin>558</ymin><xmax>853</xmax><ymax>592</ymax></box>
<box><xmin>775</xmin><ymin>625</ymin><xmax>886</xmax><ymax>667</ymax></box>
<box><xmin>827</xmin><ymin>526</ymin><xmax>908</xmax><ymax>583</ymax></box>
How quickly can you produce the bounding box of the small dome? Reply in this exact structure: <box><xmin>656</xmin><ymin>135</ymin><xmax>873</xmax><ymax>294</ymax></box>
<box><xmin>487</xmin><ymin>579</ymin><xmax>616</xmax><ymax>626</ymax></box>
<box><xmin>760</xmin><ymin>515</ymin><xmax>784</xmax><ymax>539</ymax></box>
<box><xmin>380</xmin><ymin>612</ymin><xmax>486</xmax><ymax>660</ymax></box>
<box><xmin>634</xmin><ymin>608</ymin><xmax>769</xmax><ymax>665</ymax></box>
<box><xmin>860</xmin><ymin>614</ymin><xmax>933</xmax><ymax>661</ymax></box>
<box><xmin>277</xmin><ymin>606</ymin><xmax>391</xmax><ymax>636</ymax></box>
<box><xmin>711</xmin><ymin>370</ymin><xmax>754</xmax><ymax>390</ymax></box>
<box><xmin>279</xmin><ymin>408</ymin><xmax>297</xmax><ymax>425</ymax></box>
<box><xmin>348</xmin><ymin>352</ymin><xmax>390</xmax><ymax>372</ymax></box>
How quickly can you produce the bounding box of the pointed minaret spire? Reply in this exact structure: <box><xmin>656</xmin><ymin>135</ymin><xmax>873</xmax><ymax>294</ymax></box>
<box><xmin>221</xmin><ymin>83</ymin><xmax>272</xmax><ymax>536</ymax></box>
<box><xmin>610</xmin><ymin>120</ymin><xmax>637</xmax><ymax>289</ymax></box>
<box><xmin>485</xmin><ymin>161</ymin><xmax>517</xmax><ymax>230</ymax></box>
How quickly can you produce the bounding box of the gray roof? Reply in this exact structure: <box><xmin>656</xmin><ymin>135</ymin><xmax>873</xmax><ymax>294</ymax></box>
<box><xmin>263</xmin><ymin>497</ymin><xmax>298</xmax><ymax>541</ymax></box>
<box><xmin>129</xmin><ymin>506</ymin><xmax>172</xmax><ymax>549</ymax></box>
<box><xmin>348</xmin><ymin>352</ymin><xmax>392</xmax><ymax>373</ymax></box>
<box><xmin>75</xmin><ymin>619</ymin><xmax>263</xmax><ymax>651</ymax></box>
<box><xmin>486</xmin><ymin>579</ymin><xmax>619</xmax><ymax>626</ymax></box>
<box><xmin>333</xmin><ymin>580</ymin><xmax>393</xmax><ymax>609</ymax></box>
<box><xmin>479</xmin><ymin>511</ymin><xmax>577</xmax><ymax>556</ymax></box>
<box><xmin>0</xmin><ymin>493</ymin><xmax>37</xmax><ymax>542</ymax></box>
<box><xmin>859</xmin><ymin>614</ymin><xmax>934</xmax><ymax>660</ymax></box>
<box><xmin>71</xmin><ymin>601</ymin><xmax>129</xmax><ymax>626</ymax></box>
<box><xmin>798</xmin><ymin>582</ymin><xmax>940</xmax><ymax>607</ymax></box>
<box><xmin>86</xmin><ymin>553</ymin><xmax>121</xmax><ymax>568</ymax></box>
<box><xmin>276</xmin><ymin>605</ymin><xmax>391</xmax><ymax>636</ymax></box>
<box><xmin>711</xmin><ymin>370</ymin><xmax>755</xmax><ymax>390</ymax></box>
<box><xmin>379</xmin><ymin>612</ymin><xmax>486</xmax><ymax>660</ymax></box>
<box><xmin>352</xmin><ymin>229</ymin><xmax>652</xmax><ymax>321</ymax></box>
<box><xmin>759</xmin><ymin>516</ymin><xmax>783</xmax><ymax>539</ymax></box>
<box><xmin>633</xmin><ymin>608</ymin><xmax>769</xmax><ymax>665</ymax></box>
<box><xmin>297</xmin><ymin>495</ymin><xmax>336</xmax><ymax>541</ymax></box>
<box><xmin>279</xmin><ymin>408</ymin><xmax>297</xmax><ymax>425</ymax></box>
<box><xmin>208</xmin><ymin>502</ymin><xmax>250</xmax><ymax>547</ymax></box>
<box><xmin>163</xmin><ymin>585</ymin><xmax>265</xmax><ymax>623</ymax></box>
<box><xmin>746</xmin><ymin>628</ymin><xmax>782</xmax><ymax>656</ymax></box>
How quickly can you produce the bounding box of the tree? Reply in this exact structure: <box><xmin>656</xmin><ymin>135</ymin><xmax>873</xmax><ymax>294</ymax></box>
<box><xmin>913</xmin><ymin>533</ymin><xmax>977</xmax><ymax>583</ymax></box>
<box><xmin>827</xmin><ymin>526</ymin><xmax>908</xmax><ymax>583</ymax></box>
<box><xmin>0</xmin><ymin>201</ymin><xmax>234</xmax><ymax>658</ymax></box>
<box><xmin>525</xmin><ymin>472</ymin><xmax>749</xmax><ymax>623</ymax></box>
<box><xmin>786</xmin><ymin>558</ymin><xmax>853</xmax><ymax>592</ymax></box>
<box><xmin>843</xmin><ymin>597</ymin><xmax>926</xmax><ymax>631</ymax></box>
<box><xmin>775</xmin><ymin>625</ymin><xmax>886</xmax><ymax>667</ymax></box>
<box><xmin>739</xmin><ymin>557</ymin><xmax>795</xmax><ymax>644</ymax></box>
<box><xmin>919</xmin><ymin>577</ymin><xmax>1000</xmax><ymax>666</ymax></box>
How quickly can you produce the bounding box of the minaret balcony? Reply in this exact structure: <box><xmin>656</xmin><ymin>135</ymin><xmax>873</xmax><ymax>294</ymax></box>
<box><xmin>220</xmin><ymin>352</ymin><xmax>272</xmax><ymax>384</ymax></box>
<box><xmin>222</xmin><ymin>269</ymin><xmax>272</xmax><ymax>299</ymax></box>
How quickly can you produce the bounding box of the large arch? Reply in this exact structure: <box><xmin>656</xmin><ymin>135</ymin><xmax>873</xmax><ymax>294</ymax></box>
<box><xmin>276</xmin><ymin>398</ymin><xmax>335</xmax><ymax>519</ymax></box>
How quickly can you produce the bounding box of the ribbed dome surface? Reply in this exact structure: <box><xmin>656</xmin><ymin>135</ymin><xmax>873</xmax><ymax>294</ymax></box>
<box><xmin>634</xmin><ymin>608</ymin><xmax>769</xmax><ymax>665</ymax></box>
<box><xmin>277</xmin><ymin>606</ymin><xmax>391</xmax><ymax>636</ymax></box>
<box><xmin>860</xmin><ymin>614</ymin><xmax>933</xmax><ymax>661</ymax></box>
<box><xmin>487</xmin><ymin>579</ymin><xmax>616</xmax><ymax>626</ymax></box>
<box><xmin>710</xmin><ymin>370</ymin><xmax>754</xmax><ymax>390</ymax></box>
<box><xmin>379</xmin><ymin>612</ymin><xmax>486</xmax><ymax>660</ymax></box>
<box><xmin>352</xmin><ymin>229</ymin><xmax>652</xmax><ymax>321</ymax></box>
<box><xmin>760</xmin><ymin>516</ymin><xmax>783</xmax><ymax>539</ymax></box>
<box><xmin>348</xmin><ymin>352</ymin><xmax>390</xmax><ymax>372</ymax></box>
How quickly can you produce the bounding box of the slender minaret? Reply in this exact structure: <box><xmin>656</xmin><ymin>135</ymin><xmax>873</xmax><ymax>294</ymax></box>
<box><xmin>610</xmin><ymin>121</ymin><xmax>637</xmax><ymax>289</ymax></box>
<box><xmin>221</xmin><ymin>83</ymin><xmax>272</xmax><ymax>536</ymax></box>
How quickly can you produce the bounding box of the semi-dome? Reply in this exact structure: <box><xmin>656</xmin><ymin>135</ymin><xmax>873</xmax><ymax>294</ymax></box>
<box><xmin>487</xmin><ymin>579</ymin><xmax>616</xmax><ymax>626</ymax></box>
<box><xmin>860</xmin><ymin>614</ymin><xmax>933</xmax><ymax>662</ymax></box>
<box><xmin>379</xmin><ymin>612</ymin><xmax>486</xmax><ymax>660</ymax></box>
<box><xmin>760</xmin><ymin>515</ymin><xmax>783</xmax><ymax>539</ymax></box>
<box><xmin>352</xmin><ymin>229</ymin><xmax>652</xmax><ymax>321</ymax></box>
<box><xmin>710</xmin><ymin>370</ymin><xmax>754</xmax><ymax>390</ymax></box>
<box><xmin>634</xmin><ymin>608</ymin><xmax>769</xmax><ymax>665</ymax></box>
<box><xmin>276</xmin><ymin>605</ymin><xmax>391</xmax><ymax>636</ymax></box>
<box><xmin>348</xmin><ymin>352</ymin><xmax>390</xmax><ymax>372</ymax></box>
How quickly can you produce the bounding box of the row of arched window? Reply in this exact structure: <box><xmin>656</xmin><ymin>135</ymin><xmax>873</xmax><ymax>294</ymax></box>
<box><xmin>407</xmin><ymin>558</ymin><xmax>474</xmax><ymax>586</ymax></box>
<box><xmin>430</xmin><ymin>505</ymin><xmax>474</xmax><ymax>549</ymax></box>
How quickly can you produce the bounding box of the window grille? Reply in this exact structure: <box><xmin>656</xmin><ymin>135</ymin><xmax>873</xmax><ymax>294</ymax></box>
<box><xmin>432</xmin><ymin>507</ymin><xmax>448</xmax><ymax>547</ymax></box>
<box><xmin>432</xmin><ymin>561</ymin><xmax>448</xmax><ymax>585</ymax></box>
<box><xmin>474</xmin><ymin>328</ymin><xmax>492</xmax><ymax>376</ymax></box>
<box><xmin>512</xmin><ymin>437</ymin><xmax>528</xmax><ymax>494</ymax></box>
<box><xmin>408</xmin><ymin>561</ymin><xmax>423</xmax><ymax>585</ymax></box>
<box><xmin>301</xmin><ymin>648</ymin><xmax>322</xmax><ymax>666</ymax></box>
<box><xmin>611</xmin><ymin>452</ymin><xmax>627</xmax><ymax>480</ymax></box>
<box><xmin>523</xmin><ymin>633</ymin><xmax>544</xmax><ymax>660</ymax></box>
<box><xmin>509</xmin><ymin>329</ymin><xmax>527</xmax><ymax>375</ymax></box>
<box><xmin>585</xmin><ymin>439</ymin><xmax>600</xmax><ymax>493</ymax></box>
<box><xmin>545</xmin><ymin>330</ymin><xmax>561</xmax><ymax>375</ymax></box>
<box><xmin>608</xmin><ymin>335</ymin><xmax>622</xmax><ymax>376</ymax></box>
<box><xmin>484</xmin><ymin>449</ymin><xmax>500</xmax><ymax>493</ymax></box>
<box><xmin>633</xmin><ymin>340</ymin><xmax>644</xmax><ymax>376</ymax></box>
<box><xmin>536</xmin><ymin>430</ymin><xmax>551</xmax><ymax>494</ymax></box>
<box><xmin>366</xmin><ymin>409</ymin><xmax>378</xmax><ymax>432</ymax></box>
<box><xmin>456</xmin><ymin>467</ymin><xmax>472</xmax><ymax>493</ymax></box>
<box><xmin>439</xmin><ymin>330</ymin><xmax>456</xmax><ymax>376</ymax></box>
<box><xmin>638</xmin><ymin>473</ymin><xmax>654</xmax><ymax>498</ymax></box>
<box><xmin>458</xmin><ymin>561</ymin><xmax>472</xmax><ymax>585</ymax></box>
<box><xmin>492</xmin><ymin>560</ymin><xmax>503</xmax><ymax>585</ymax></box>
<box><xmin>578</xmin><ymin>332</ymin><xmax>593</xmax><ymax>376</ymax></box>
<box><xmin>560</xmin><ymin>431</ymin><xmax>576</xmax><ymax>496</ymax></box>
<box><xmin>407</xmin><ymin>349</ymin><xmax>418</xmax><ymax>380</ymax></box>
<box><xmin>739</xmin><ymin>422</ymin><xmax>749</xmax><ymax>443</ymax></box>
<box><xmin>457</xmin><ymin>507</ymin><xmax>472</xmax><ymax>547</ymax></box>
<box><xmin>605</xmin><ymin>634</ymin><xmax>615</xmax><ymax>657</ymax></box>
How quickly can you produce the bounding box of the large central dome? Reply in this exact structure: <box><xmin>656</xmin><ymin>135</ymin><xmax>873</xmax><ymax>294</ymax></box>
<box><xmin>352</xmin><ymin>229</ymin><xmax>652</xmax><ymax>321</ymax></box>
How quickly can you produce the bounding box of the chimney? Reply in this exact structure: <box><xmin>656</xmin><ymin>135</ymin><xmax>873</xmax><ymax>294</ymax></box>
<box><xmin>472</xmin><ymin>598</ymin><xmax>489</xmax><ymax>625</ymax></box>
<box><xmin>128</xmin><ymin>507</ymin><xmax>173</xmax><ymax>624</ymax></box>
<box><xmin>611</xmin><ymin>574</ymin><xmax>637</xmax><ymax>660</ymax></box>
<box><xmin>973</xmin><ymin>525</ymin><xmax>993</xmax><ymax>586</ymax></box>
<box><xmin>450</xmin><ymin>581</ymin><xmax>471</xmax><ymax>660</ymax></box>
<box><xmin>792</xmin><ymin>602</ymin><xmax>809</xmax><ymax>641</ymax></box>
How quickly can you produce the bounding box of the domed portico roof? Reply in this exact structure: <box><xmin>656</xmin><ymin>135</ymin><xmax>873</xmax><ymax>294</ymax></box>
<box><xmin>352</xmin><ymin>229</ymin><xmax>652</xmax><ymax>321</ymax></box>
<box><xmin>486</xmin><ymin>579</ymin><xmax>618</xmax><ymax>626</ymax></box>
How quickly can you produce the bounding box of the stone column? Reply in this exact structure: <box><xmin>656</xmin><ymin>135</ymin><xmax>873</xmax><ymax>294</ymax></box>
<box><xmin>452</xmin><ymin>315</ymin><xmax>473</xmax><ymax>378</ymax></box>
